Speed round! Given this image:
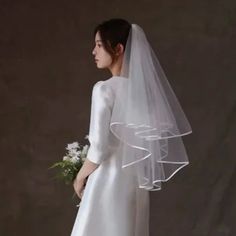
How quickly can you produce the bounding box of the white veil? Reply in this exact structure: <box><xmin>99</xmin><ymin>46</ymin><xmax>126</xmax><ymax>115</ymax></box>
<box><xmin>109</xmin><ymin>24</ymin><xmax>192</xmax><ymax>191</ymax></box>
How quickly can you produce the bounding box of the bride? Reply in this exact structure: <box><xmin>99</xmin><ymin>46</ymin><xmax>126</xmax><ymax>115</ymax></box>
<box><xmin>71</xmin><ymin>18</ymin><xmax>192</xmax><ymax>236</ymax></box>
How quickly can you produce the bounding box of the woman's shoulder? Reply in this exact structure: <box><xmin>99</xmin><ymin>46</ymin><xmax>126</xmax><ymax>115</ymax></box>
<box><xmin>92</xmin><ymin>80</ymin><xmax>114</xmax><ymax>102</ymax></box>
<box><xmin>92</xmin><ymin>80</ymin><xmax>110</xmax><ymax>94</ymax></box>
<box><xmin>92</xmin><ymin>76</ymin><xmax>115</xmax><ymax>94</ymax></box>
<box><xmin>92</xmin><ymin>76</ymin><xmax>127</xmax><ymax>97</ymax></box>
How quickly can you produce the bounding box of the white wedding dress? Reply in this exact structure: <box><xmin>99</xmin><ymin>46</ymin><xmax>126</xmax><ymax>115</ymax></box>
<box><xmin>71</xmin><ymin>76</ymin><xmax>150</xmax><ymax>236</ymax></box>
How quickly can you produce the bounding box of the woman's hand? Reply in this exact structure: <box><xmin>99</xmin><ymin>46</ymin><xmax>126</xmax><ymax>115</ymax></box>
<box><xmin>73</xmin><ymin>176</ymin><xmax>86</xmax><ymax>199</ymax></box>
<box><xmin>73</xmin><ymin>158</ymin><xmax>99</xmax><ymax>199</ymax></box>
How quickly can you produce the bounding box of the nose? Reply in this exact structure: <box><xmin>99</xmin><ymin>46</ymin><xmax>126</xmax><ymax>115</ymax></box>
<box><xmin>92</xmin><ymin>46</ymin><xmax>96</xmax><ymax>56</ymax></box>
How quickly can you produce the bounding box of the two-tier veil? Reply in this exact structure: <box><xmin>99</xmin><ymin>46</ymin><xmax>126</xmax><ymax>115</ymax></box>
<box><xmin>109</xmin><ymin>23</ymin><xmax>192</xmax><ymax>191</ymax></box>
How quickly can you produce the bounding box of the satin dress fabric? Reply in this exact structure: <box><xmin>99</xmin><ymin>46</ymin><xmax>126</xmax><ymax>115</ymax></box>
<box><xmin>70</xmin><ymin>76</ymin><xmax>150</xmax><ymax>236</ymax></box>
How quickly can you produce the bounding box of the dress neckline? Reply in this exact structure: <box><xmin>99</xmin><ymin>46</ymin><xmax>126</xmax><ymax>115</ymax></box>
<box><xmin>111</xmin><ymin>76</ymin><xmax>128</xmax><ymax>80</ymax></box>
<box><xmin>102</xmin><ymin>76</ymin><xmax>128</xmax><ymax>83</ymax></box>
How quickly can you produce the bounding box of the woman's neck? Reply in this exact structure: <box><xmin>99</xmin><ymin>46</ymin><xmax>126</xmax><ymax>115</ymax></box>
<box><xmin>108</xmin><ymin>55</ymin><xmax>123</xmax><ymax>76</ymax></box>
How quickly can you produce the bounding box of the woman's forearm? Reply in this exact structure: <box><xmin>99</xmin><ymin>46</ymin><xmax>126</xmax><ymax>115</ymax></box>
<box><xmin>76</xmin><ymin>158</ymin><xmax>99</xmax><ymax>180</ymax></box>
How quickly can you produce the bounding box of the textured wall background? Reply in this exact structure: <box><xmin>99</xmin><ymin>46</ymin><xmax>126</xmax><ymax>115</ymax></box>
<box><xmin>0</xmin><ymin>0</ymin><xmax>235</xmax><ymax>236</ymax></box>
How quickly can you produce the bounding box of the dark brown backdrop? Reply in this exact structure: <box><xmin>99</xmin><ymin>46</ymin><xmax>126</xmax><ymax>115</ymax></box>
<box><xmin>0</xmin><ymin>0</ymin><xmax>235</xmax><ymax>236</ymax></box>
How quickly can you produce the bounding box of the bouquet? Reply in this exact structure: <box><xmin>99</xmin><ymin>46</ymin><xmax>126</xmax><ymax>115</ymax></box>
<box><xmin>49</xmin><ymin>135</ymin><xmax>90</xmax><ymax>185</ymax></box>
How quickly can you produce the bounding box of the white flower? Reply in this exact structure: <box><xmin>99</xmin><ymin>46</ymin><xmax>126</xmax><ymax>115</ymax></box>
<box><xmin>66</xmin><ymin>142</ymin><xmax>79</xmax><ymax>150</ymax></box>
<box><xmin>70</xmin><ymin>156</ymin><xmax>80</xmax><ymax>163</ymax></box>
<box><xmin>63</xmin><ymin>156</ymin><xmax>70</xmax><ymax>161</ymax></box>
<box><xmin>81</xmin><ymin>145</ymin><xmax>89</xmax><ymax>155</ymax></box>
<box><xmin>68</xmin><ymin>149</ymin><xmax>81</xmax><ymax>157</ymax></box>
<box><xmin>80</xmin><ymin>145</ymin><xmax>90</xmax><ymax>162</ymax></box>
<box><xmin>81</xmin><ymin>156</ymin><xmax>86</xmax><ymax>162</ymax></box>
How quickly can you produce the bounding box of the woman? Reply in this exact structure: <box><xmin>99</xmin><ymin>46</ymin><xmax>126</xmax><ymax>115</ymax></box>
<box><xmin>71</xmin><ymin>18</ymin><xmax>192</xmax><ymax>236</ymax></box>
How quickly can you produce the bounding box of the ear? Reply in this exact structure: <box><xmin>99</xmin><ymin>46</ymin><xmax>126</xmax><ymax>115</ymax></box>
<box><xmin>115</xmin><ymin>43</ymin><xmax>124</xmax><ymax>55</ymax></box>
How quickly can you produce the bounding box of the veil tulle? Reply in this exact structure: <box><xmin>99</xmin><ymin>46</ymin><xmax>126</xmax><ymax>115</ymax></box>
<box><xmin>109</xmin><ymin>24</ymin><xmax>192</xmax><ymax>191</ymax></box>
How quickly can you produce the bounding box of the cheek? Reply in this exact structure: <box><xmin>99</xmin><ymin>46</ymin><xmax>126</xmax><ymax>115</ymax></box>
<box><xmin>100</xmin><ymin>50</ymin><xmax>112</xmax><ymax>64</ymax></box>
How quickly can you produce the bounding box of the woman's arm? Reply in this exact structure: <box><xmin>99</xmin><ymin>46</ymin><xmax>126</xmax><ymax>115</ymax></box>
<box><xmin>73</xmin><ymin>82</ymin><xmax>113</xmax><ymax>199</ymax></box>
<box><xmin>73</xmin><ymin>159</ymin><xmax>99</xmax><ymax>199</ymax></box>
<box><xmin>77</xmin><ymin>158</ymin><xmax>99</xmax><ymax>180</ymax></box>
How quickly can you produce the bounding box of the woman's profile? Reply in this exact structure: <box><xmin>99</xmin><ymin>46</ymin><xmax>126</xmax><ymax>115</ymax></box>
<box><xmin>71</xmin><ymin>18</ymin><xmax>192</xmax><ymax>236</ymax></box>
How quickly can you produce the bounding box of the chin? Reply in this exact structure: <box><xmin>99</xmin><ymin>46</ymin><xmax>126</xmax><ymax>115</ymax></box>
<box><xmin>97</xmin><ymin>64</ymin><xmax>109</xmax><ymax>69</ymax></box>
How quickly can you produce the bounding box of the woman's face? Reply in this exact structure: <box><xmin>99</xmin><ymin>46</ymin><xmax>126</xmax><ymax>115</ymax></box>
<box><xmin>92</xmin><ymin>31</ymin><xmax>113</xmax><ymax>69</ymax></box>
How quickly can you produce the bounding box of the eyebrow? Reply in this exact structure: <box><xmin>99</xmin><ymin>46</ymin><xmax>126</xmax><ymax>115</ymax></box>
<box><xmin>95</xmin><ymin>40</ymin><xmax>102</xmax><ymax>43</ymax></box>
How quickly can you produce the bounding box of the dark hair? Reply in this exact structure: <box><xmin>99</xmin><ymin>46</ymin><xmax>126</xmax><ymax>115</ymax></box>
<box><xmin>93</xmin><ymin>18</ymin><xmax>131</xmax><ymax>63</ymax></box>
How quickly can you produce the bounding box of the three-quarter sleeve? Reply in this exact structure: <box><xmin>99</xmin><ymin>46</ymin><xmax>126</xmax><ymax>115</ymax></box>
<box><xmin>86</xmin><ymin>81</ymin><xmax>114</xmax><ymax>164</ymax></box>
